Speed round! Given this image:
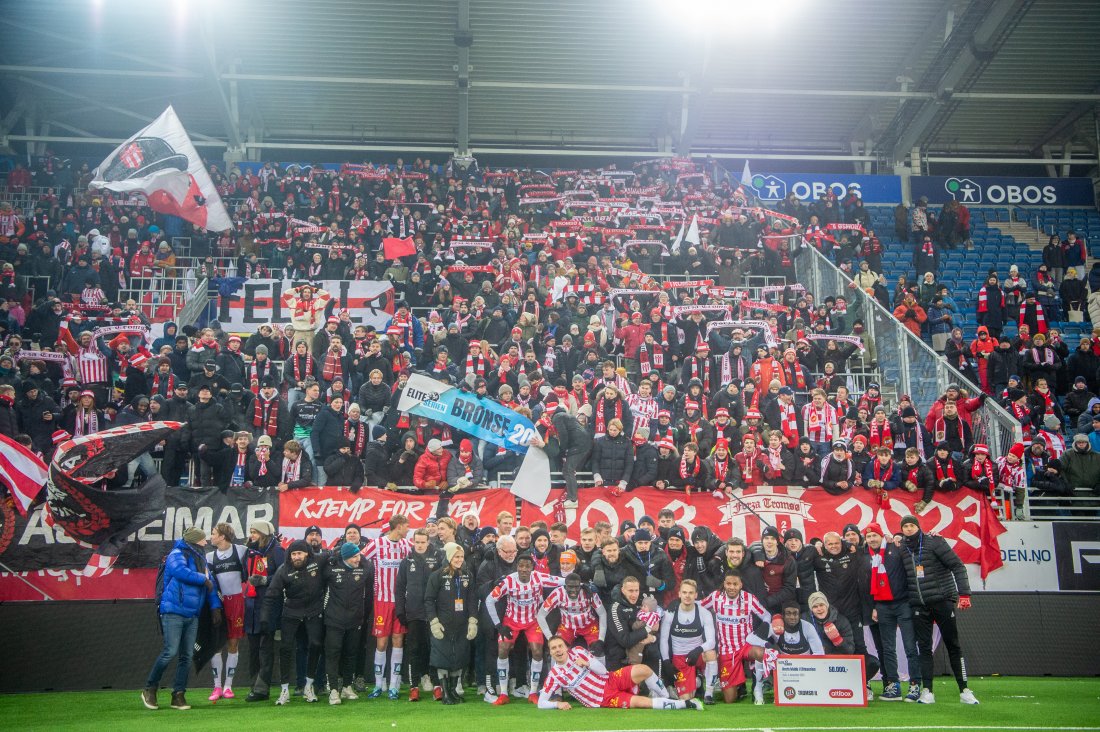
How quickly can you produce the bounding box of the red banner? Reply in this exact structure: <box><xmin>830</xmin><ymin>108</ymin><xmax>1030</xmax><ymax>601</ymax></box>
<box><xmin>520</xmin><ymin>486</ymin><xmax>1003</xmax><ymax>576</ymax></box>
<box><xmin>0</xmin><ymin>568</ymin><xmax>156</xmax><ymax>601</ymax></box>
<box><xmin>278</xmin><ymin>487</ymin><xmax>517</xmax><ymax>547</ymax></box>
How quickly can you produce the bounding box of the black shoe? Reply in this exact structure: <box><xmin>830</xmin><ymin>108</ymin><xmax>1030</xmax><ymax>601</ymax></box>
<box><xmin>440</xmin><ymin>684</ymin><xmax>457</xmax><ymax>705</ymax></box>
<box><xmin>245</xmin><ymin>691</ymin><xmax>269</xmax><ymax>703</ymax></box>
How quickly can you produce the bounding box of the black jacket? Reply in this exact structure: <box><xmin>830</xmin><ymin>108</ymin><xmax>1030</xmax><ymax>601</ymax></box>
<box><xmin>812</xmin><ymin>545</ymin><xmax>870</xmax><ymax>622</ymax></box>
<box><xmin>553</xmin><ymin>410</ymin><xmax>593</xmax><ymax>457</ymax></box>
<box><xmin>16</xmin><ymin>393</ymin><xmax>60</xmax><ymax>453</ymax></box>
<box><xmin>424</xmin><ymin>566</ymin><xmax>479</xmax><ymax>671</ymax></box>
<box><xmin>311</xmin><ymin>405</ymin><xmax>347</xmax><ymax>462</ymax></box>
<box><xmin>789</xmin><ymin>545</ymin><xmax>820</xmax><ymax>608</ymax></box>
<box><xmin>606</xmin><ymin>586</ymin><xmax>659</xmax><ymax>671</ymax></box>
<box><xmin>591</xmin><ymin>433</ymin><xmax>634</xmax><ymax>486</ymax></box>
<box><xmin>902</xmin><ymin>530</ymin><xmax>971</xmax><ymax>607</ymax></box>
<box><xmin>324</xmin><ymin>452</ymin><xmax>364</xmax><ymax>490</ymax></box>
<box><xmin>590</xmin><ymin>551</ymin><xmax>645</xmax><ymax>605</ymax></box>
<box><xmin>186</xmin><ymin>399</ymin><xmax>229</xmax><ymax>450</ymax></box>
<box><xmin>810</xmin><ymin>605</ymin><xmax>855</xmax><ymax>655</ymax></box>
<box><xmin>263</xmin><ymin>555</ymin><xmax>325</xmax><ymax>624</ymax></box>
<box><xmin>395</xmin><ymin>547</ymin><xmax>445</xmax><ymax>622</ymax></box>
<box><xmin>356</xmin><ymin>381</ymin><xmax>391</xmax><ymax>414</ymax></box>
<box><xmin>707</xmin><ymin>554</ymin><xmax>769</xmax><ymax>608</ymax></box>
<box><xmin>621</xmin><ymin>545</ymin><xmax>676</xmax><ymax>597</ymax></box>
<box><xmin>630</xmin><ymin>442</ymin><xmax>659</xmax><ymax>488</ymax></box>
<box><xmin>321</xmin><ymin>554</ymin><xmax>369</xmax><ymax>629</ymax></box>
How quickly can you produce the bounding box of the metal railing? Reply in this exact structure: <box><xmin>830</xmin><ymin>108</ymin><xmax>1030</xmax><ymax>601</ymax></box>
<box><xmin>1021</xmin><ymin>488</ymin><xmax>1100</xmax><ymax>522</ymax></box>
<box><xmin>794</xmin><ymin>243</ymin><xmax>1023</xmax><ymax>461</ymax></box>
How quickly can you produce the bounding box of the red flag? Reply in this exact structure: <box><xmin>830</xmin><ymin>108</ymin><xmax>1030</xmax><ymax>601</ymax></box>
<box><xmin>90</xmin><ymin>106</ymin><xmax>233</xmax><ymax>232</ymax></box>
<box><xmin>383</xmin><ymin>236</ymin><xmax>416</xmax><ymax>260</ymax></box>
<box><xmin>0</xmin><ymin>433</ymin><xmax>48</xmax><ymax>515</ymax></box>
<box><xmin>978</xmin><ymin>498</ymin><xmax>1007</xmax><ymax>580</ymax></box>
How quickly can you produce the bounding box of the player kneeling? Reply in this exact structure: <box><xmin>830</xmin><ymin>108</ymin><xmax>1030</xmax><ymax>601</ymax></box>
<box><xmin>538</xmin><ymin>636</ymin><xmax>702</xmax><ymax>711</ymax></box>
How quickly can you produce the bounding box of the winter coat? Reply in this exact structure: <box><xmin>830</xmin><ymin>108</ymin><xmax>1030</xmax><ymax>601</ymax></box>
<box><xmin>606</xmin><ymin>586</ymin><xmax>659</xmax><ymax>672</ymax></box>
<box><xmin>395</xmin><ymin>547</ymin><xmax>445</xmax><ymax>622</ymax></box>
<box><xmin>15</xmin><ymin>393</ymin><xmax>59</xmax><ymax>453</ymax></box>
<box><xmin>413</xmin><ymin>450</ymin><xmax>451</xmax><ymax>489</ymax></box>
<box><xmin>553</xmin><ymin>410</ymin><xmax>592</xmax><ymax>457</ymax></box>
<box><xmin>445</xmin><ymin>453</ymin><xmax>485</xmax><ymax>489</ymax></box>
<box><xmin>186</xmin><ymin>399</ymin><xmax>229</xmax><ymax>451</ymax></box>
<box><xmin>789</xmin><ymin>545</ymin><xmax>820</xmax><ymax>608</ymax></box>
<box><xmin>311</xmin><ymin>405</ymin><xmax>347</xmax><ymax>462</ymax></box>
<box><xmin>1063</xmin><ymin>446</ymin><xmax>1100</xmax><ymax>492</ymax></box>
<box><xmin>630</xmin><ymin>442</ymin><xmax>659</xmax><ymax>488</ymax></box>
<box><xmin>323</xmin><ymin>452</ymin><xmax>364</xmax><ymax>490</ymax></box>
<box><xmin>424</xmin><ymin>566</ymin><xmax>479</xmax><ymax>670</ymax></box>
<box><xmin>812</xmin><ymin>545</ymin><xmax>871</xmax><ymax>623</ymax></box>
<box><xmin>263</xmin><ymin>553</ymin><xmax>325</xmax><ymax>624</ymax></box>
<box><xmin>356</xmin><ymin>381</ymin><xmax>391</xmax><ymax>415</ymax></box>
<box><xmin>591</xmin><ymin>433</ymin><xmax>635</xmax><ymax>486</ymax></box>
<box><xmin>321</xmin><ymin>554</ymin><xmax>369</xmax><ymax>629</ymax></box>
<box><xmin>902</xmin><ymin>530</ymin><xmax>970</xmax><ymax>607</ymax></box>
<box><xmin>158</xmin><ymin>539</ymin><xmax>222</xmax><ymax>618</ymax></box>
<box><xmin>590</xmin><ymin>552</ymin><xmax>645</xmax><ymax>604</ymax></box>
<box><xmin>810</xmin><ymin>605</ymin><xmax>855</xmax><ymax>655</ymax></box>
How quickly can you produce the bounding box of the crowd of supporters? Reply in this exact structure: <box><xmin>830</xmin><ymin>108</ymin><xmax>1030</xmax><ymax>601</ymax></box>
<box><xmin>0</xmin><ymin>153</ymin><xmax>1098</xmax><ymax>518</ymax></box>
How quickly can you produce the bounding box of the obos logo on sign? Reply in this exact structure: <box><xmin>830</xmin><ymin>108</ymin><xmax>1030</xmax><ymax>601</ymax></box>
<box><xmin>746</xmin><ymin>173</ymin><xmax>902</xmax><ymax>204</ymax></box>
<box><xmin>912</xmin><ymin>175</ymin><xmax>1095</xmax><ymax>206</ymax></box>
<box><xmin>944</xmin><ymin>177</ymin><xmax>1058</xmax><ymax>205</ymax></box>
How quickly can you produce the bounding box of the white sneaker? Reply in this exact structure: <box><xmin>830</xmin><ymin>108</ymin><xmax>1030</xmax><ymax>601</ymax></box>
<box><xmin>341</xmin><ymin>686</ymin><xmax>359</xmax><ymax>701</ymax></box>
<box><xmin>328</xmin><ymin>689</ymin><xmax>341</xmax><ymax>705</ymax></box>
<box><xmin>562</xmin><ymin>500</ymin><xmax>579</xmax><ymax>509</ymax></box>
<box><xmin>477</xmin><ymin>684</ymin><xmax>487</xmax><ymax>695</ymax></box>
<box><xmin>275</xmin><ymin>688</ymin><xmax>290</xmax><ymax>705</ymax></box>
<box><xmin>919</xmin><ymin>689</ymin><xmax>936</xmax><ymax>704</ymax></box>
<box><xmin>303</xmin><ymin>683</ymin><xmax>317</xmax><ymax>703</ymax></box>
<box><xmin>753</xmin><ymin>686</ymin><xmax>764</xmax><ymax>705</ymax></box>
<box><xmin>960</xmin><ymin>688</ymin><xmax>980</xmax><ymax>705</ymax></box>
<box><xmin>455</xmin><ymin>680</ymin><xmax>464</xmax><ymax>696</ymax></box>
<box><xmin>511</xmin><ymin>685</ymin><xmax>529</xmax><ymax>698</ymax></box>
<box><xmin>866</xmin><ymin>684</ymin><xmax>874</xmax><ymax>701</ymax></box>
<box><xmin>420</xmin><ymin>675</ymin><xmax>433</xmax><ymax>693</ymax></box>
<box><xmin>483</xmin><ymin>691</ymin><xmax>499</xmax><ymax>704</ymax></box>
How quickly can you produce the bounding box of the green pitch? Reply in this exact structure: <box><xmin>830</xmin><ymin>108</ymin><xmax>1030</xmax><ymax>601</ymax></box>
<box><xmin>3</xmin><ymin>677</ymin><xmax>1098</xmax><ymax>731</ymax></box>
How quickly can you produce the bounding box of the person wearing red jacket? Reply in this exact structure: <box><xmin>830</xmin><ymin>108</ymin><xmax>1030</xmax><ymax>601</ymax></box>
<box><xmin>615</xmin><ymin>311</ymin><xmax>649</xmax><ymax>377</ymax></box>
<box><xmin>413</xmin><ymin>438</ymin><xmax>452</xmax><ymax>490</ymax></box>
<box><xmin>923</xmin><ymin>384</ymin><xmax>987</xmax><ymax>433</ymax></box>
<box><xmin>733</xmin><ymin>433</ymin><xmax>770</xmax><ymax>490</ymax></box>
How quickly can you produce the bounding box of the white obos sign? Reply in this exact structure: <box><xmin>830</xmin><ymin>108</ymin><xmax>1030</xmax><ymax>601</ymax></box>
<box><xmin>774</xmin><ymin>655</ymin><xmax>867</xmax><ymax>707</ymax></box>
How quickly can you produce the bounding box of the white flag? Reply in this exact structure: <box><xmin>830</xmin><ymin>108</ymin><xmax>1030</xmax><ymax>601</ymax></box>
<box><xmin>740</xmin><ymin>160</ymin><xmax>753</xmax><ymax>187</ymax></box>
<box><xmin>670</xmin><ymin>219</ymin><xmax>686</xmax><ymax>255</ymax></box>
<box><xmin>684</xmin><ymin>215</ymin><xmax>700</xmax><ymax>249</ymax></box>
<box><xmin>90</xmin><ymin>106</ymin><xmax>233</xmax><ymax>231</ymax></box>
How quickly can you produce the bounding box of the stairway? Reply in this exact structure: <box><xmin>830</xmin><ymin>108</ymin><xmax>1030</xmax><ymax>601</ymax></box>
<box><xmin>988</xmin><ymin>219</ymin><xmax>1045</xmax><ymax>251</ymax></box>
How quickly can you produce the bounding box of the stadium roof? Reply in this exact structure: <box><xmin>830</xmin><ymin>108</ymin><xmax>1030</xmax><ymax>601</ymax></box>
<box><xmin>1</xmin><ymin>0</ymin><xmax>1099</xmax><ymax>167</ymax></box>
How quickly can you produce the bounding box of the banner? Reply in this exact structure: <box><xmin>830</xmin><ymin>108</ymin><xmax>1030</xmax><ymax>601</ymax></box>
<box><xmin>520</xmin><ymin>486</ymin><xmax>1001</xmax><ymax>575</ymax></box>
<box><xmin>910</xmin><ymin>175</ymin><xmax>1095</xmax><ymax>207</ymax></box>
<box><xmin>0</xmin><ymin>485</ymin><xmax>277</xmax><ymax>601</ymax></box>
<box><xmin>970</xmin><ymin>521</ymin><xmax>1058</xmax><ymax>591</ymax></box>
<box><xmin>398</xmin><ymin>374</ymin><xmax>538</xmax><ymax>455</ymax></box>
<box><xmin>774</xmin><ymin>656</ymin><xmax>867</xmax><ymax>707</ymax></box>
<box><xmin>277</xmin><ymin>486</ymin><xmax>516</xmax><ymax>546</ymax></box>
<box><xmin>745</xmin><ymin>173</ymin><xmax>902</xmax><ymax>205</ymax></box>
<box><xmin>1052</xmin><ymin>522</ymin><xmax>1100</xmax><ymax>591</ymax></box>
<box><xmin>216</xmin><ymin>278</ymin><xmax>394</xmax><ymax>332</ymax></box>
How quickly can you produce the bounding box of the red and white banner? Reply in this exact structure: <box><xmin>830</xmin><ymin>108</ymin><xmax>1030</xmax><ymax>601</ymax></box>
<box><xmin>217</xmin><ymin>279</ymin><xmax>394</xmax><ymax>333</ymax></box>
<box><xmin>278</xmin><ymin>487</ymin><xmax>517</xmax><ymax>547</ymax></box>
<box><xmin>0</xmin><ymin>568</ymin><xmax>156</xmax><ymax>602</ymax></box>
<box><xmin>520</xmin><ymin>486</ymin><xmax>1005</xmax><ymax>577</ymax></box>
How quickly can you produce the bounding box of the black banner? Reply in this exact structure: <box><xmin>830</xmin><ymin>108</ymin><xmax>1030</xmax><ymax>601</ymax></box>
<box><xmin>0</xmin><ymin>486</ymin><xmax>278</xmax><ymax>572</ymax></box>
<box><xmin>1053</xmin><ymin>522</ymin><xmax>1100</xmax><ymax>591</ymax></box>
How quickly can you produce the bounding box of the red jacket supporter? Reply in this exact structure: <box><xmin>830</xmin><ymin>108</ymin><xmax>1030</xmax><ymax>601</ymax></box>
<box><xmin>923</xmin><ymin>392</ymin><xmax>985</xmax><ymax>432</ymax></box>
<box><xmin>413</xmin><ymin>448</ymin><xmax>451</xmax><ymax>489</ymax></box>
<box><xmin>616</xmin><ymin>320</ymin><xmax>649</xmax><ymax>359</ymax></box>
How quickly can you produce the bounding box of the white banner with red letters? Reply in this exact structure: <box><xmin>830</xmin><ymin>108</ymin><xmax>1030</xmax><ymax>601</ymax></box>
<box><xmin>216</xmin><ymin>279</ymin><xmax>394</xmax><ymax>333</ymax></box>
<box><xmin>521</xmin><ymin>486</ymin><xmax>1005</xmax><ymax>577</ymax></box>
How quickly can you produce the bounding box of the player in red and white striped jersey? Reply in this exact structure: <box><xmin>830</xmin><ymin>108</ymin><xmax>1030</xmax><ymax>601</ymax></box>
<box><xmin>700</xmin><ymin>570</ymin><xmax>772</xmax><ymax>703</ymax></box>
<box><xmin>360</xmin><ymin>514</ymin><xmax>412</xmax><ymax>699</ymax></box>
<box><xmin>485</xmin><ymin>554</ymin><xmax>565</xmax><ymax>704</ymax></box>
<box><xmin>537</xmin><ymin>574</ymin><xmax>607</xmax><ymax>655</ymax></box>
<box><xmin>537</xmin><ymin>638</ymin><xmax>699</xmax><ymax>711</ymax></box>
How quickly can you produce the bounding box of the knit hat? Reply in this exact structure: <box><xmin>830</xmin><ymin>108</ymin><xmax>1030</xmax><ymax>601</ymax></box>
<box><xmin>842</xmin><ymin>523</ymin><xmax>860</xmax><ymax>538</ymax></box>
<box><xmin>1008</xmin><ymin>443</ymin><xmax>1026</xmax><ymax>460</ymax></box>
<box><xmin>305</xmin><ymin>524</ymin><xmax>323</xmax><ymax>538</ymax></box>
<box><xmin>807</xmin><ymin>591</ymin><xmax>829</xmax><ymax>609</ymax></box>
<box><xmin>427</xmin><ymin>438</ymin><xmax>443</xmax><ymax>452</ymax></box>
<box><xmin>619</xmin><ymin>519</ymin><xmax>637</xmax><ymax>534</ymax></box>
<box><xmin>443</xmin><ymin>541</ymin><xmax>463</xmax><ymax>563</ymax></box>
<box><xmin>783</xmin><ymin>528</ymin><xmax>803</xmax><ymax>542</ymax></box>
<box><xmin>51</xmin><ymin>429</ymin><xmax>71</xmax><ymax>445</ymax></box>
<box><xmin>250</xmin><ymin>520</ymin><xmax>275</xmax><ymax>538</ymax></box>
<box><xmin>287</xmin><ymin>539</ymin><xmax>311</xmax><ymax>556</ymax></box>
<box><xmin>761</xmin><ymin>526</ymin><xmax>781</xmax><ymax>541</ymax></box>
<box><xmin>182</xmin><ymin>526</ymin><xmax>206</xmax><ymax>544</ymax></box>
<box><xmin>340</xmin><ymin>542</ymin><xmax>360</xmax><ymax>561</ymax></box>
<box><xmin>900</xmin><ymin>515</ymin><xmax>920</xmax><ymax>530</ymax></box>
<box><xmin>864</xmin><ymin>522</ymin><xmax>884</xmax><ymax>537</ymax></box>
<box><xmin>633</xmin><ymin>528</ymin><xmax>654</xmax><ymax>543</ymax></box>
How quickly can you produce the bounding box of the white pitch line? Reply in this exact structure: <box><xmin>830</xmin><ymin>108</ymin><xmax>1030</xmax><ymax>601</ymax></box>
<box><xmin>557</xmin><ymin>727</ymin><xmax>1100</xmax><ymax>732</ymax></box>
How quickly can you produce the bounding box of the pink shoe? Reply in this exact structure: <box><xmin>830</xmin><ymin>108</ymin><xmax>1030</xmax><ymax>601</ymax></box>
<box><xmin>221</xmin><ymin>689</ymin><xmax>235</xmax><ymax>699</ymax></box>
<box><xmin>209</xmin><ymin>688</ymin><xmax>223</xmax><ymax>702</ymax></box>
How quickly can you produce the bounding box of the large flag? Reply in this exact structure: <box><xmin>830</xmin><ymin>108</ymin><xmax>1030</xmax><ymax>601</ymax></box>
<box><xmin>382</xmin><ymin>236</ymin><xmax>417</xmax><ymax>260</ymax></box>
<box><xmin>0</xmin><ymin>433</ymin><xmax>48</xmax><ymax>515</ymax></box>
<box><xmin>684</xmin><ymin>214</ymin><xmax>701</xmax><ymax>249</ymax></box>
<box><xmin>90</xmin><ymin>106</ymin><xmax>233</xmax><ymax>232</ymax></box>
<box><xmin>46</xmin><ymin>421</ymin><xmax>183</xmax><ymax>577</ymax></box>
<box><xmin>740</xmin><ymin>160</ymin><xmax>753</xmax><ymax>187</ymax></box>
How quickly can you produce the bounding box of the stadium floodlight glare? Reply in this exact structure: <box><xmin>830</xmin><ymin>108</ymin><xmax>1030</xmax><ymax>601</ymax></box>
<box><xmin>658</xmin><ymin>0</ymin><xmax>805</xmax><ymax>33</ymax></box>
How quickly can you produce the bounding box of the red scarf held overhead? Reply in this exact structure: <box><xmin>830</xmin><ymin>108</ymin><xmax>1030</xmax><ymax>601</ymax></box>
<box><xmin>253</xmin><ymin>394</ymin><xmax>281</xmax><ymax>436</ymax></box>
<box><xmin>594</xmin><ymin>397</ymin><xmax>623</xmax><ymax>436</ymax></box>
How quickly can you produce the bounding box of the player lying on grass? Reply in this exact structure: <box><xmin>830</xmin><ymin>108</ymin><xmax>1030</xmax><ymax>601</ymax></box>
<box><xmin>537</xmin><ymin>636</ymin><xmax>702</xmax><ymax>710</ymax></box>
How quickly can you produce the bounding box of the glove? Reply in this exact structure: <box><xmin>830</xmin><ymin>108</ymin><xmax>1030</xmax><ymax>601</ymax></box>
<box><xmin>212</xmin><ymin>608</ymin><xmax>223</xmax><ymax>627</ymax></box>
<box><xmin>592</xmin><ymin>568</ymin><xmax>606</xmax><ymax>587</ymax></box>
<box><xmin>248</xmin><ymin>574</ymin><xmax>267</xmax><ymax>587</ymax></box>
<box><xmin>958</xmin><ymin>595</ymin><xmax>972</xmax><ymax>610</ymax></box>
<box><xmin>385</xmin><ymin>482</ymin><xmax>399</xmax><ymax>491</ymax></box>
<box><xmin>904</xmin><ymin>480</ymin><xmax>917</xmax><ymax>492</ymax></box>
<box><xmin>823</xmin><ymin>621</ymin><xmax>842</xmax><ymax>645</ymax></box>
<box><xmin>197</xmin><ymin>443</ymin><xmax>208</xmax><ymax>455</ymax></box>
<box><xmin>685</xmin><ymin>647</ymin><xmax>703</xmax><ymax>665</ymax></box>
<box><xmin>914</xmin><ymin>500</ymin><xmax>928</xmax><ymax>513</ymax></box>
<box><xmin>466</xmin><ymin>617</ymin><xmax>478</xmax><ymax>641</ymax></box>
<box><xmin>645</xmin><ymin>575</ymin><xmax>662</xmax><ymax>590</ymax></box>
<box><xmin>496</xmin><ymin>622</ymin><xmax>513</xmax><ymax>640</ymax></box>
<box><xmin>431</xmin><ymin>618</ymin><xmax>445</xmax><ymax>640</ymax></box>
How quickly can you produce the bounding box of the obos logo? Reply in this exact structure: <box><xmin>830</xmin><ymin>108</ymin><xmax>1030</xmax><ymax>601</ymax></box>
<box><xmin>944</xmin><ymin>177</ymin><xmax>1059</xmax><ymax>205</ymax></box>
<box><xmin>751</xmin><ymin>175</ymin><xmax>786</xmax><ymax>201</ymax></box>
<box><xmin>750</xmin><ymin>174</ymin><xmax>862</xmax><ymax>203</ymax></box>
<box><xmin>829</xmin><ymin>688</ymin><xmax>854</xmax><ymax>699</ymax></box>
<box><xmin>783</xmin><ymin>686</ymin><xmax>796</xmax><ymax>700</ymax></box>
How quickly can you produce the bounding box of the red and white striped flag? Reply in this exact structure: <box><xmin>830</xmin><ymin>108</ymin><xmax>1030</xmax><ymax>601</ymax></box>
<box><xmin>0</xmin><ymin>433</ymin><xmax>48</xmax><ymax>515</ymax></box>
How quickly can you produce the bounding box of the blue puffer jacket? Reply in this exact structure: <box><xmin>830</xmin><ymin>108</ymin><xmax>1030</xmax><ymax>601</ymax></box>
<box><xmin>160</xmin><ymin>539</ymin><xmax>222</xmax><ymax>618</ymax></box>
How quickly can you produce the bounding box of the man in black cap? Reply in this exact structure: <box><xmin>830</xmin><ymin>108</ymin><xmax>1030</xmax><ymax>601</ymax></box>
<box><xmin>261</xmin><ymin>539</ymin><xmax>326</xmax><ymax>705</ymax></box>
<box><xmin>192</xmin><ymin>359</ymin><xmax>229</xmax><ymax>397</ymax></box>
<box><xmin>158</xmin><ymin>382</ymin><xmax>192</xmax><ymax>486</ymax></box>
<box><xmin>322</xmin><ymin>541</ymin><xmax>369</xmax><ymax>704</ymax></box>
<box><xmin>893</xmin><ymin>406</ymin><xmax>932</xmax><ymax>463</ymax></box>
<box><xmin>187</xmin><ymin>383</ymin><xmax>229</xmax><ymax>487</ymax></box>
<box><xmin>782</xmin><ymin>528</ymin><xmax>818</xmax><ymax>612</ymax></box>
<box><xmin>622</xmin><ymin>528</ymin><xmax>675</xmax><ymax>602</ymax></box>
<box><xmin>820</xmin><ymin>440</ymin><xmax>857</xmax><ymax>495</ymax></box>
<box><xmin>898</xmin><ymin>514</ymin><xmax>978</xmax><ymax>705</ymax></box>
<box><xmin>304</xmin><ymin>525</ymin><xmax>328</xmax><ymax>559</ymax></box>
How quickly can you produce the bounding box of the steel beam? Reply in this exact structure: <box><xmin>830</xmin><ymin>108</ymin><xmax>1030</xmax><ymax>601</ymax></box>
<box><xmin>0</xmin><ymin>64</ymin><xmax>200</xmax><ymax>80</ymax></box>
<box><xmin>455</xmin><ymin>0</ymin><xmax>470</xmax><ymax>156</ymax></box>
<box><xmin>198</xmin><ymin>17</ymin><xmax>243</xmax><ymax>150</ymax></box>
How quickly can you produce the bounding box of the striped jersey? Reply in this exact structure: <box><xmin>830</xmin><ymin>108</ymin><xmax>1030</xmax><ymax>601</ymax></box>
<box><xmin>541</xmin><ymin>647</ymin><xmax>607</xmax><ymax>708</ymax></box>
<box><xmin>78</xmin><ymin>347</ymin><xmax>108</xmax><ymax>384</ymax></box>
<box><xmin>700</xmin><ymin>589</ymin><xmax>768</xmax><ymax>654</ymax></box>
<box><xmin>490</xmin><ymin>570</ymin><xmax>563</xmax><ymax>626</ymax></box>
<box><xmin>360</xmin><ymin>535</ymin><xmax>412</xmax><ymax>603</ymax></box>
<box><xmin>801</xmin><ymin>403</ymin><xmax>837</xmax><ymax>442</ymax></box>
<box><xmin>542</xmin><ymin>586</ymin><xmax>603</xmax><ymax>630</ymax></box>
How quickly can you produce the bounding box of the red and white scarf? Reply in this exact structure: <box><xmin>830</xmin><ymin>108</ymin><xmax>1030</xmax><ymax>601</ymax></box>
<box><xmin>639</xmin><ymin>342</ymin><xmax>664</xmax><ymax>375</ymax></box>
<box><xmin>933</xmin><ymin>457</ymin><xmax>957</xmax><ymax>483</ymax></box>
<box><xmin>292</xmin><ymin>352</ymin><xmax>314</xmax><ymax>383</ymax></box>
<box><xmin>869</xmin><ymin>421</ymin><xmax>893</xmax><ymax>449</ymax></box>
<box><xmin>687</xmin><ymin>355</ymin><xmax>712</xmax><ymax>393</ymax></box>
<box><xmin>253</xmin><ymin>394</ymin><xmax>281</xmax><ymax>436</ymax></box>
<box><xmin>345</xmin><ymin>419</ymin><xmax>367</xmax><ymax>456</ymax></box>
<box><xmin>679</xmin><ymin>454</ymin><xmax>701</xmax><ymax>480</ymax></box>
<box><xmin>465</xmin><ymin>352</ymin><xmax>488</xmax><ymax>377</ymax></box>
<box><xmin>282</xmin><ymin>455</ymin><xmax>302</xmax><ymax>484</ymax></box>
<box><xmin>970</xmin><ymin>456</ymin><xmax>995</xmax><ymax>492</ymax></box>
<box><xmin>321</xmin><ymin>352</ymin><xmax>343</xmax><ymax>382</ymax></box>
<box><xmin>594</xmin><ymin>397</ymin><xmax>623</xmax><ymax>437</ymax></box>
<box><xmin>779</xmin><ymin>402</ymin><xmax>799</xmax><ymax>445</ymax></box>
<box><xmin>73</xmin><ymin>408</ymin><xmax>99</xmax><ymax>437</ymax></box>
